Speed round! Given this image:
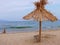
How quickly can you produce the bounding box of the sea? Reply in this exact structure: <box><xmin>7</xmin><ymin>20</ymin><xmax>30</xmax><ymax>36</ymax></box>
<box><xmin>0</xmin><ymin>20</ymin><xmax>60</xmax><ymax>33</ymax></box>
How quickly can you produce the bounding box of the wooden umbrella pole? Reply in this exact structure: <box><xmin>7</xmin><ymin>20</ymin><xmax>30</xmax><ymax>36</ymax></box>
<box><xmin>39</xmin><ymin>21</ymin><xmax>42</xmax><ymax>42</ymax></box>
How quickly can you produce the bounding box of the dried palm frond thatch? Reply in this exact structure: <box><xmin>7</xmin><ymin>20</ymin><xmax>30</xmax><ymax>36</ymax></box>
<box><xmin>23</xmin><ymin>0</ymin><xmax>57</xmax><ymax>42</ymax></box>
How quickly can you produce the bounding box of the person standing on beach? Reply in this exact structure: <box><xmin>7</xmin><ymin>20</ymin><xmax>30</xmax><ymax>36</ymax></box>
<box><xmin>3</xmin><ymin>28</ymin><xmax>6</xmax><ymax>34</ymax></box>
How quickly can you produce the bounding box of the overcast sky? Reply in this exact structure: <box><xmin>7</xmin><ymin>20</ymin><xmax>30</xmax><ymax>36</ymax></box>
<box><xmin>0</xmin><ymin>0</ymin><xmax>60</xmax><ymax>21</ymax></box>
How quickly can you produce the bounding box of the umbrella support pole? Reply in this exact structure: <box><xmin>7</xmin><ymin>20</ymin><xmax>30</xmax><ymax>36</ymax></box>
<box><xmin>39</xmin><ymin>21</ymin><xmax>42</xmax><ymax>42</ymax></box>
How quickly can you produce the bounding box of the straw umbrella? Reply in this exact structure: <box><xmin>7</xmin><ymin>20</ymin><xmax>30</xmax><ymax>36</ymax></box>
<box><xmin>23</xmin><ymin>0</ymin><xmax>57</xmax><ymax>42</ymax></box>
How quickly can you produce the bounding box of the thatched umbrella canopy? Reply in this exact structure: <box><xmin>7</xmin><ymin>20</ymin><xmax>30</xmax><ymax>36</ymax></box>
<box><xmin>23</xmin><ymin>0</ymin><xmax>57</xmax><ymax>42</ymax></box>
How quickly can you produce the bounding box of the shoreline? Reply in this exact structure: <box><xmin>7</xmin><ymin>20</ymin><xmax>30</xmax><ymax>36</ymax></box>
<box><xmin>0</xmin><ymin>28</ymin><xmax>60</xmax><ymax>34</ymax></box>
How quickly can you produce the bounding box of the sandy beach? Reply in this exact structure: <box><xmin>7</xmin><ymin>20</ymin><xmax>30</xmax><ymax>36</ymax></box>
<box><xmin>0</xmin><ymin>30</ymin><xmax>60</xmax><ymax>45</ymax></box>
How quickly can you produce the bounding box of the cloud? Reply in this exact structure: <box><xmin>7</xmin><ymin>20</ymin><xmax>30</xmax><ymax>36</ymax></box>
<box><xmin>0</xmin><ymin>0</ymin><xmax>36</xmax><ymax>13</ymax></box>
<box><xmin>0</xmin><ymin>0</ymin><xmax>60</xmax><ymax>21</ymax></box>
<box><xmin>48</xmin><ymin>0</ymin><xmax>60</xmax><ymax>5</ymax></box>
<box><xmin>0</xmin><ymin>0</ymin><xmax>59</xmax><ymax>13</ymax></box>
